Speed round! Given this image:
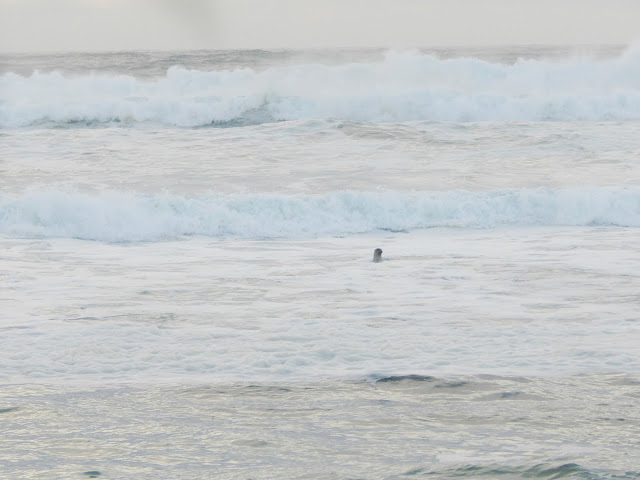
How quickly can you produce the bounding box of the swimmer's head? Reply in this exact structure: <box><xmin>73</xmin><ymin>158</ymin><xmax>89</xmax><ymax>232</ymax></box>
<box><xmin>373</xmin><ymin>248</ymin><xmax>383</xmax><ymax>262</ymax></box>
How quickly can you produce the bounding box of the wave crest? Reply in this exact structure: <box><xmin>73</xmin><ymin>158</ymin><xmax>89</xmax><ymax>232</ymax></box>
<box><xmin>3</xmin><ymin>49</ymin><xmax>640</xmax><ymax>127</ymax></box>
<box><xmin>1</xmin><ymin>188</ymin><xmax>638</xmax><ymax>241</ymax></box>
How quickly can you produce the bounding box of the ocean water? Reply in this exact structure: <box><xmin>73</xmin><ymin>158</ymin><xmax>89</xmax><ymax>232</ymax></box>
<box><xmin>1</xmin><ymin>46</ymin><xmax>639</xmax><ymax>479</ymax></box>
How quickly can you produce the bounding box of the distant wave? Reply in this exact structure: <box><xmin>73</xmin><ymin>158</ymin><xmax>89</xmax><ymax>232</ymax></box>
<box><xmin>1</xmin><ymin>188</ymin><xmax>638</xmax><ymax>241</ymax></box>
<box><xmin>2</xmin><ymin>48</ymin><xmax>640</xmax><ymax>127</ymax></box>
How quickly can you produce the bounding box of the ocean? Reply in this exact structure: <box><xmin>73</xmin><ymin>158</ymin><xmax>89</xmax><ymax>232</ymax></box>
<box><xmin>1</xmin><ymin>46</ymin><xmax>639</xmax><ymax>479</ymax></box>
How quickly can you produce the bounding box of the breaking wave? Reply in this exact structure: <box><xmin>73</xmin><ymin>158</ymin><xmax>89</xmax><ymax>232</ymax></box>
<box><xmin>1</xmin><ymin>187</ymin><xmax>638</xmax><ymax>241</ymax></box>
<box><xmin>3</xmin><ymin>48</ymin><xmax>640</xmax><ymax>127</ymax></box>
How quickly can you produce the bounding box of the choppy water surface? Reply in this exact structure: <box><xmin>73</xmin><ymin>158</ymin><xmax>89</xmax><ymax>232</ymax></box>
<box><xmin>2</xmin><ymin>374</ymin><xmax>639</xmax><ymax>479</ymax></box>
<box><xmin>1</xmin><ymin>46</ymin><xmax>639</xmax><ymax>479</ymax></box>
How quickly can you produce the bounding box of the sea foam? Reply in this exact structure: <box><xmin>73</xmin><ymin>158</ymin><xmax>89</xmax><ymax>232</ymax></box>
<box><xmin>1</xmin><ymin>188</ymin><xmax>638</xmax><ymax>241</ymax></box>
<box><xmin>2</xmin><ymin>48</ymin><xmax>640</xmax><ymax>127</ymax></box>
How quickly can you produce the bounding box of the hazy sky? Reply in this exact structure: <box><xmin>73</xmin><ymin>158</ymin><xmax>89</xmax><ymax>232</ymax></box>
<box><xmin>1</xmin><ymin>0</ymin><xmax>640</xmax><ymax>53</ymax></box>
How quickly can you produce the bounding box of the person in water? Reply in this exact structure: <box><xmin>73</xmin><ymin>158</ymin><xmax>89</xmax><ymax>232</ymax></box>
<box><xmin>373</xmin><ymin>248</ymin><xmax>383</xmax><ymax>262</ymax></box>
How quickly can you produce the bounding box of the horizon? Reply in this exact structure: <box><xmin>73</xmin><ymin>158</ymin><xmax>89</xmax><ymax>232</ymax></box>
<box><xmin>0</xmin><ymin>43</ymin><xmax>632</xmax><ymax>57</ymax></box>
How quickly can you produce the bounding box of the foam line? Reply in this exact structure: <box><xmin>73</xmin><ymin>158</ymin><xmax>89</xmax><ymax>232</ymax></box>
<box><xmin>2</xmin><ymin>49</ymin><xmax>640</xmax><ymax>127</ymax></box>
<box><xmin>1</xmin><ymin>187</ymin><xmax>638</xmax><ymax>241</ymax></box>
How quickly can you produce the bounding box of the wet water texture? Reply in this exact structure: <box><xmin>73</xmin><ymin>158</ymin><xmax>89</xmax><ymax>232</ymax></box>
<box><xmin>1</xmin><ymin>374</ymin><xmax>639</xmax><ymax>479</ymax></box>
<box><xmin>2</xmin><ymin>46</ymin><xmax>640</xmax><ymax>479</ymax></box>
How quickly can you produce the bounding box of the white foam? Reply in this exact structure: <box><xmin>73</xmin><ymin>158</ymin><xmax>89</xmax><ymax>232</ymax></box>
<box><xmin>1</xmin><ymin>226</ymin><xmax>639</xmax><ymax>384</ymax></box>
<box><xmin>1</xmin><ymin>187</ymin><xmax>638</xmax><ymax>241</ymax></box>
<box><xmin>3</xmin><ymin>48</ymin><xmax>640</xmax><ymax>127</ymax></box>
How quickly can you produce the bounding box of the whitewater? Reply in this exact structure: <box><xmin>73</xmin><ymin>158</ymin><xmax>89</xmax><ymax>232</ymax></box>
<box><xmin>3</xmin><ymin>46</ymin><xmax>640</xmax><ymax>127</ymax></box>
<box><xmin>1</xmin><ymin>47</ymin><xmax>639</xmax><ymax>479</ymax></box>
